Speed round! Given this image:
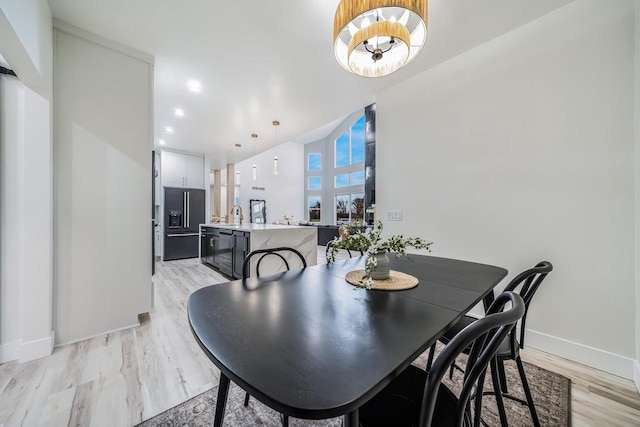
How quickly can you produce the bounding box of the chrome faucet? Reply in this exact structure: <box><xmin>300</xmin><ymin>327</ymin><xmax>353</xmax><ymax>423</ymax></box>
<box><xmin>232</xmin><ymin>204</ymin><xmax>244</xmax><ymax>225</ymax></box>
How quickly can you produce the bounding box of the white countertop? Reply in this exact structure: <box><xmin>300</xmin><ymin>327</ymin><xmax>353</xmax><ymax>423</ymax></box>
<box><xmin>199</xmin><ymin>223</ymin><xmax>311</xmax><ymax>232</ymax></box>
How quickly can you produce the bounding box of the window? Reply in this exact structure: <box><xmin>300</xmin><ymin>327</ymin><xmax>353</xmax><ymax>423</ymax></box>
<box><xmin>308</xmin><ymin>153</ymin><xmax>322</xmax><ymax>171</ymax></box>
<box><xmin>334</xmin><ymin>171</ymin><xmax>364</xmax><ymax>188</ymax></box>
<box><xmin>335</xmin><ymin>133</ymin><xmax>350</xmax><ymax>167</ymax></box>
<box><xmin>304</xmin><ymin>113</ymin><xmax>367</xmax><ymax>226</ymax></box>
<box><xmin>335</xmin><ymin>193</ymin><xmax>364</xmax><ymax>225</ymax></box>
<box><xmin>308</xmin><ymin>197</ymin><xmax>321</xmax><ymax>222</ymax></box>
<box><xmin>351</xmin><ymin>193</ymin><xmax>364</xmax><ymax>224</ymax></box>
<box><xmin>350</xmin><ymin>170</ymin><xmax>365</xmax><ymax>186</ymax></box>
<box><xmin>335</xmin><ymin>173</ymin><xmax>349</xmax><ymax>188</ymax></box>
<box><xmin>335</xmin><ymin>115</ymin><xmax>366</xmax><ymax>168</ymax></box>
<box><xmin>351</xmin><ymin>116</ymin><xmax>365</xmax><ymax>164</ymax></box>
<box><xmin>308</xmin><ymin>176</ymin><xmax>322</xmax><ymax>190</ymax></box>
<box><xmin>335</xmin><ymin>195</ymin><xmax>350</xmax><ymax>225</ymax></box>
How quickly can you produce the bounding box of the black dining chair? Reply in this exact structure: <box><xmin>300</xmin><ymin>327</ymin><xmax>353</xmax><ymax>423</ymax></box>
<box><xmin>325</xmin><ymin>240</ymin><xmax>364</xmax><ymax>263</ymax></box>
<box><xmin>242</xmin><ymin>246</ymin><xmax>307</xmax><ymax>278</ymax></box>
<box><xmin>359</xmin><ymin>291</ymin><xmax>526</xmax><ymax>427</ymax></box>
<box><xmin>241</xmin><ymin>247</ymin><xmax>307</xmax><ymax>427</ymax></box>
<box><xmin>426</xmin><ymin>261</ymin><xmax>553</xmax><ymax>427</ymax></box>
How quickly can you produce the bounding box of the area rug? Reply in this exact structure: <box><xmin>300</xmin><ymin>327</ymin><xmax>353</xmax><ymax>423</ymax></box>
<box><xmin>138</xmin><ymin>345</ymin><xmax>571</xmax><ymax>427</ymax></box>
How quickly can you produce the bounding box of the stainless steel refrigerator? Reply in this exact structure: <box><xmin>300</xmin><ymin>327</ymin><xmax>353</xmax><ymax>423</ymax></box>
<box><xmin>163</xmin><ymin>187</ymin><xmax>205</xmax><ymax>260</ymax></box>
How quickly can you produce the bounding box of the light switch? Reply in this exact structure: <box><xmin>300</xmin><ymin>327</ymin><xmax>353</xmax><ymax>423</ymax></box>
<box><xmin>386</xmin><ymin>210</ymin><xmax>403</xmax><ymax>221</ymax></box>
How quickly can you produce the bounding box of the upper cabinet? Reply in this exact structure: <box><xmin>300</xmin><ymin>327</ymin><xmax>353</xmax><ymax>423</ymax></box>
<box><xmin>161</xmin><ymin>151</ymin><xmax>205</xmax><ymax>189</ymax></box>
<box><xmin>185</xmin><ymin>155</ymin><xmax>205</xmax><ymax>188</ymax></box>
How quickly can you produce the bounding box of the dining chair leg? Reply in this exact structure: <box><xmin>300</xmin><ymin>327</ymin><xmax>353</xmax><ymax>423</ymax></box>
<box><xmin>497</xmin><ymin>359</ymin><xmax>508</xmax><ymax>393</ymax></box>
<box><xmin>489</xmin><ymin>358</ymin><xmax>509</xmax><ymax>427</ymax></box>
<box><xmin>214</xmin><ymin>373</ymin><xmax>230</xmax><ymax>427</ymax></box>
<box><xmin>425</xmin><ymin>344</ymin><xmax>435</xmax><ymax>371</ymax></box>
<box><xmin>280</xmin><ymin>413</ymin><xmax>289</xmax><ymax>427</ymax></box>
<box><xmin>244</xmin><ymin>392</ymin><xmax>250</xmax><ymax>407</ymax></box>
<box><xmin>473</xmin><ymin>369</ymin><xmax>488</xmax><ymax>427</ymax></box>
<box><xmin>343</xmin><ymin>409</ymin><xmax>359</xmax><ymax>427</ymax></box>
<box><xmin>516</xmin><ymin>355</ymin><xmax>540</xmax><ymax>427</ymax></box>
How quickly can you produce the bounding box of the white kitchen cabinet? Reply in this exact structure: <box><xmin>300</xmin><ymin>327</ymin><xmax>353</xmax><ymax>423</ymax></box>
<box><xmin>186</xmin><ymin>154</ymin><xmax>205</xmax><ymax>189</ymax></box>
<box><xmin>161</xmin><ymin>150</ymin><xmax>204</xmax><ymax>188</ymax></box>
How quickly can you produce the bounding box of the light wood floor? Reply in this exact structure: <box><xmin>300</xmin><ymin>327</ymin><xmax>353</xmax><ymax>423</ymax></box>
<box><xmin>1</xmin><ymin>250</ymin><xmax>639</xmax><ymax>426</ymax></box>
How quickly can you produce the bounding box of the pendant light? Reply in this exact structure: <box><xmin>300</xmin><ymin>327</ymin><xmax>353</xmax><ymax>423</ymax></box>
<box><xmin>251</xmin><ymin>133</ymin><xmax>258</xmax><ymax>180</ymax></box>
<box><xmin>333</xmin><ymin>0</ymin><xmax>428</xmax><ymax>77</ymax></box>
<box><xmin>273</xmin><ymin>120</ymin><xmax>280</xmax><ymax>175</ymax></box>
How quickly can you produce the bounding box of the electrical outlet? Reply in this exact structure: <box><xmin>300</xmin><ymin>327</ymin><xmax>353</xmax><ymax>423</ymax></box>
<box><xmin>386</xmin><ymin>210</ymin><xmax>403</xmax><ymax>221</ymax></box>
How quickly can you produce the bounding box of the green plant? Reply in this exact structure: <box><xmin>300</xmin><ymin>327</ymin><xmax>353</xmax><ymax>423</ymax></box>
<box><xmin>327</xmin><ymin>220</ymin><xmax>433</xmax><ymax>289</ymax></box>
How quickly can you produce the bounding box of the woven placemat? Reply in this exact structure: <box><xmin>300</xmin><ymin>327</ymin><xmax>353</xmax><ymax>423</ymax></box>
<box><xmin>345</xmin><ymin>270</ymin><xmax>419</xmax><ymax>290</ymax></box>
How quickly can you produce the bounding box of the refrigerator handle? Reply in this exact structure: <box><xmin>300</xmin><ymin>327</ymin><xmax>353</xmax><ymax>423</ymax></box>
<box><xmin>183</xmin><ymin>192</ymin><xmax>187</xmax><ymax>228</ymax></box>
<box><xmin>187</xmin><ymin>192</ymin><xmax>190</xmax><ymax>228</ymax></box>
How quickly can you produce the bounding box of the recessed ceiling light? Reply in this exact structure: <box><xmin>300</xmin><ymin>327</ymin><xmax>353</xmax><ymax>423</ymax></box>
<box><xmin>165</xmin><ymin>126</ymin><xmax>174</xmax><ymax>133</ymax></box>
<box><xmin>158</xmin><ymin>139</ymin><xmax>166</xmax><ymax>145</ymax></box>
<box><xmin>174</xmin><ymin>108</ymin><xmax>185</xmax><ymax>117</ymax></box>
<box><xmin>187</xmin><ymin>80</ymin><xmax>201</xmax><ymax>92</ymax></box>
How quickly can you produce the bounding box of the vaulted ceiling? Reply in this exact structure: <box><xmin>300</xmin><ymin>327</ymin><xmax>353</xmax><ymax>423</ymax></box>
<box><xmin>47</xmin><ymin>0</ymin><xmax>573</xmax><ymax>169</ymax></box>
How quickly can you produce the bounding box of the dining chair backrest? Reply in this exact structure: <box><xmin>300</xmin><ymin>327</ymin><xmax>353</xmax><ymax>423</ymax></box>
<box><xmin>325</xmin><ymin>240</ymin><xmax>364</xmax><ymax>262</ymax></box>
<box><xmin>242</xmin><ymin>247</ymin><xmax>307</xmax><ymax>279</ymax></box>
<box><xmin>422</xmin><ymin>292</ymin><xmax>525</xmax><ymax>427</ymax></box>
<box><xmin>502</xmin><ymin>261</ymin><xmax>552</xmax><ymax>353</ymax></box>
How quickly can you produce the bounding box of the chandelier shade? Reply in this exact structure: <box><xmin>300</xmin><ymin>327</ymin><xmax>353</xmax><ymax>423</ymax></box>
<box><xmin>333</xmin><ymin>0</ymin><xmax>428</xmax><ymax>78</ymax></box>
<box><xmin>272</xmin><ymin>120</ymin><xmax>280</xmax><ymax>175</ymax></box>
<box><xmin>251</xmin><ymin>133</ymin><xmax>258</xmax><ymax>180</ymax></box>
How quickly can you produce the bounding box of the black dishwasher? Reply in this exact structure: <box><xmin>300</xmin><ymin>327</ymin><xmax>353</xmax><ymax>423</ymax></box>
<box><xmin>216</xmin><ymin>230</ymin><xmax>234</xmax><ymax>277</ymax></box>
<box><xmin>232</xmin><ymin>231</ymin><xmax>250</xmax><ymax>279</ymax></box>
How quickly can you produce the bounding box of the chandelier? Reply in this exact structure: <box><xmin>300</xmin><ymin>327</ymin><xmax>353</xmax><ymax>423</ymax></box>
<box><xmin>333</xmin><ymin>0</ymin><xmax>428</xmax><ymax>78</ymax></box>
<box><xmin>251</xmin><ymin>133</ymin><xmax>258</xmax><ymax>180</ymax></box>
<box><xmin>272</xmin><ymin>120</ymin><xmax>280</xmax><ymax>175</ymax></box>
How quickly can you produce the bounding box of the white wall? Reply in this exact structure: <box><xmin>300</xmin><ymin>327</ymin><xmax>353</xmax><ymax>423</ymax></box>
<box><xmin>53</xmin><ymin>24</ymin><xmax>153</xmax><ymax>345</ymax></box>
<box><xmin>235</xmin><ymin>141</ymin><xmax>304</xmax><ymax>224</ymax></box>
<box><xmin>0</xmin><ymin>0</ymin><xmax>54</xmax><ymax>363</ymax></box>
<box><xmin>0</xmin><ymin>0</ymin><xmax>52</xmax><ymax>97</ymax></box>
<box><xmin>0</xmin><ymin>76</ymin><xmax>25</xmax><ymax>361</ymax></box>
<box><xmin>20</xmin><ymin>82</ymin><xmax>53</xmax><ymax>361</ymax></box>
<box><xmin>378</xmin><ymin>0</ymin><xmax>636</xmax><ymax>378</ymax></box>
<box><xmin>634</xmin><ymin>0</ymin><xmax>640</xmax><ymax>391</ymax></box>
<box><xmin>0</xmin><ymin>76</ymin><xmax>54</xmax><ymax>363</ymax></box>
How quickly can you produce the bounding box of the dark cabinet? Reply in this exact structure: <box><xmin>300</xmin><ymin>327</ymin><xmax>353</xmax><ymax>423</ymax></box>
<box><xmin>217</xmin><ymin>230</ymin><xmax>234</xmax><ymax>277</ymax></box>
<box><xmin>201</xmin><ymin>226</ymin><xmax>251</xmax><ymax>279</ymax></box>
<box><xmin>200</xmin><ymin>229</ymin><xmax>207</xmax><ymax>264</ymax></box>
<box><xmin>317</xmin><ymin>226</ymin><xmax>339</xmax><ymax>246</ymax></box>
<box><xmin>232</xmin><ymin>231</ymin><xmax>250</xmax><ymax>279</ymax></box>
<box><xmin>201</xmin><ymin>227</ymin><xmax>219</xmax><ymax>268</ymax></box>
<box><xmin>206</xmin><ymin>227</ymin><xmax>218</xmax><ymax>267</ymax></box>
<box><xmin>300</xmin><ymin>224</ymin><xmax>368</xmax><ymax>245</ymax></box>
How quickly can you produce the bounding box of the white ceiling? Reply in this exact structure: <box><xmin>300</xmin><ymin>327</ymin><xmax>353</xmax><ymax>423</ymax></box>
<box><xmin>47</xmin><ymin>0</ymin><xmax>574</xmax><ymax>169</ymax></box>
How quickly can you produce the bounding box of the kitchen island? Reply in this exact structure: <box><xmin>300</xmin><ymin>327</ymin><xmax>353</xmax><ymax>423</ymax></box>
<box><xmin>199</xmin><ymin>223</ymin><xmax>317</xmax><ymax>278</ymax></box>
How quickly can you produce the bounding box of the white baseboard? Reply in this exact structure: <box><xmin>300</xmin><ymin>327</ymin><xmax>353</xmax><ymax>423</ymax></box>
<box><xmin>527</xmin><ymin>329</ymin><xmax>634</xmax><ymax>380</ymax></box>
<box><xmin>54</xmin><ymin>322</ymin><xmax>139</xmax><ymax>348</ymax></box>
<box><xmin>19</xmin><ymin>333</ymin><xmax>54</xmax><ymax>363</ymax></box>
<box><xmin>633</xmin><ymin>361</ymin><xmax>640</xmax><ymax>394</ymax></box>
<box><xmin>0</xmin><ymin>340</ymin><xmax>20</xmax><ymax>364</ymax></box>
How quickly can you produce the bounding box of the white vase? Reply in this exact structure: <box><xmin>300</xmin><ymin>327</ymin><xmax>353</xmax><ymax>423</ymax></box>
<box><xmin>369</xmin><ymin>252</ymin><xmax>390</xmax><ymax>280</ymax></box>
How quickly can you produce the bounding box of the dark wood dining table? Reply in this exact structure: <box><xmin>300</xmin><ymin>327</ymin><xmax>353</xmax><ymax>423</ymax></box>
<box><xmin>188</xmin><ymin>254</ymin><xmax>507</xmax><ymax>426</ymax></box>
